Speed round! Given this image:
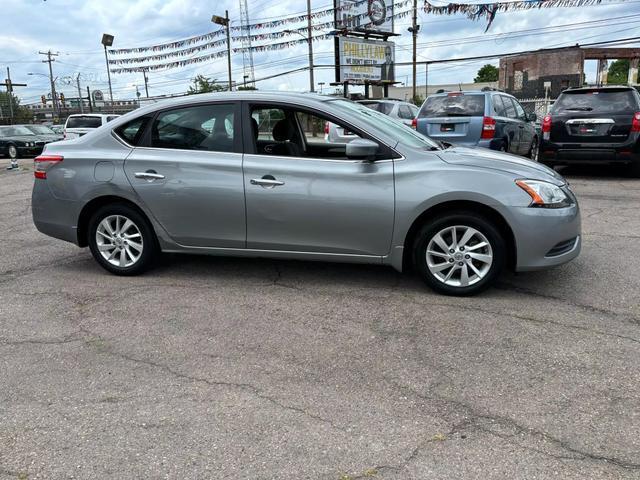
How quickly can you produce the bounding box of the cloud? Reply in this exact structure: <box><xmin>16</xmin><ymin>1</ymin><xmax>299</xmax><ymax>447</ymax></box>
<box><xmin>1</xmin><ymin>0</ymin><xmax>638</xmax><ymax>104</ymax></box>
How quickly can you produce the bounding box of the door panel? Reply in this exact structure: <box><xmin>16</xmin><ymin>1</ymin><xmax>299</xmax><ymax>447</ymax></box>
<box><xmin>243</xmin><ymin>155</ymin><xmax>395</xmax><ymax>256</ymax></box>
<box><xmin>124</xmin><ymin>148</ymin><xmax>245</xmax><ymax>248</ymax></box>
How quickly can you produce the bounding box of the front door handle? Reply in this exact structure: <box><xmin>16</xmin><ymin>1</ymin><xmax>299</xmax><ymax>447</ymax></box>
<box><xmin>250</xmin><ymin>176</ymin><xmax>285</xmax><ymax>188</ymax></box>
<box><xmin>135</xmin><ymin>170</ymin><xmax>165</xmax><ymax>181</ymax></box>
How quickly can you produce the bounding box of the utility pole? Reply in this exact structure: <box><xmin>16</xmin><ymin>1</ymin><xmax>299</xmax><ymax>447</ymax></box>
<box><xmin>86</xmin><ymin>86</ymin><xmax>93</xmax><ymax>112</ymax></box>
<box><xmin>306</xmin><ymin>0</ymin><xmax>315</xmax><ymax>92</ymax></box>
<box><xmin>142</xmin><ymin>68</ymin><xmax>149</xmax><ymax>97</ymax></box>
<box><xmin>39</xmin><ymin>50</ymin><xmax>59</xmax><ymax>118</ymax></box>
<box><xmin>212</xmin><ymin>12</ymin><xmax>232</xmax><ymax>91</ymax></box>
<box><xmin>3</xmin><ymin>68</ymin><xmax>27</xmax><ymax>125</ymax></box>
<box><xmin>76</xmin><ymin>73</ymin><xmax>84</xmax><ymax>113</ymax></box>
<box><xmin>409</xmin><ymin>0</ymin><xmax>419</xmax><ymax>102</ymax></box>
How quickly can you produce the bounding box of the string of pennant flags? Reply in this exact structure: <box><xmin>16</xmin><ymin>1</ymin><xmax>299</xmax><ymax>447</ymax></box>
<box><xmin>423</xmin><ymin>0</ymin><xmax>622</xmax><ymax>31</ymax></box>
<box><xmin>108</xmin><ymin>4</ymin><xmax>413</xmax><ymax>72</ymax></box>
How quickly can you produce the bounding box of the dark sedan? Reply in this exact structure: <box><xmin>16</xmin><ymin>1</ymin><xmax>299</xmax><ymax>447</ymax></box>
<box><xmin>23</xmin><ymin>124</ymin><xmax>64</xmax><ymax>143</ymax></box>
<box><xmin>0</xmin><ymin>126</ymin><xmax>45</xmax><ymax>159</ymax></box>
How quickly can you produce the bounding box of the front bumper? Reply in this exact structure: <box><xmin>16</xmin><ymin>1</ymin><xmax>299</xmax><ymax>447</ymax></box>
<box><xmin>510</xmin><ymin>202</ymin><xmax>581</xmax><ymax>271</ymax></box>
<box><xmin>17</xmin><ymin>145</ymin><xmax>45</xmax><ymax>158</ymax></box>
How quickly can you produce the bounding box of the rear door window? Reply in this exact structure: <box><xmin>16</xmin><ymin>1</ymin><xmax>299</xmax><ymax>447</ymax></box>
<box><xmin>501</xmin><ymin>96</ymin><xmax>517</xmax><ymax>119</ymax></box>
<box><xmin>493</xmin><ymin>95</ymin><xmax>507</xmax><ymax>116</ymax></box>
<box><xmin>66</xmin><ymin>116</ymin><xmax>103</xmax><ymax>128</ymax></box>
<box><xmin>398</xmin><ymin>105</ymin><xmax>414</xmax><ymax>119</ymax></box>
<box><xmin>552</xmin><ymin>90</ymin><xmax>638</xmax><ymax>114</ymax></box>
<box><xmin>419</xmin><ymin>94</ymin><xmax>485</xmax><ymax>118</ymax></box>
<box><xmin>512</xmin><ymin>99</ymin><xmax>527</xmax><ymax>121</ymax></box>
<box><xmin>360</xmin><ymin>102</ymin><xmax>394</xmax><ymax>115</ymax></box>
<box><xmin>114</xmin><ymin>116</ymin><xmax>151</xmax><ymax>146</ymax></box>
<box><xmin>150</xmin><ymin>103</ymin><xmax>235</xmax><ymax>152</ymax></box>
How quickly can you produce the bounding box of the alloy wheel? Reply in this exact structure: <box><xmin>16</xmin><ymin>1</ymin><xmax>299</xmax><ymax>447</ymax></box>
<box><xmin>95</xmin><ymin>215</ymin><xmax>144</xmax><ymax>268</ymax></box>
<box><xmin>8</xmin><ymin>146</ymin><xmax>17</xmax><ymax>159</ymax></box>
<box><xmin>426</xmin><ymin>225</ymin><xmax>493</xmax><ymax>287</ymax></box>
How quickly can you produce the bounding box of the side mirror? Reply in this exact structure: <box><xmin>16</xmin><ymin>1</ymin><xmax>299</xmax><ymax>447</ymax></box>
<box><xmin>528</xmin><ymin>112</ymin><xmax>537</xmax><ymax>122</ymax></box>
<box><xmin>346</xmin><ymin>138</ymin><xmax>378</xmax><ymax>159</ymax></box>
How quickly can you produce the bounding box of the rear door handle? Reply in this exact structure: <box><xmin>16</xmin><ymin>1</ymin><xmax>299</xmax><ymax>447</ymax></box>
<box><xmin>134</xmin><ymin>171</ymin><xmax>165</xmax><ymax>180</ymax></box>
<box><xmin>250</xmin><ymin>177</ymin><xmax>285</xmax><ymax>188</ymax></box>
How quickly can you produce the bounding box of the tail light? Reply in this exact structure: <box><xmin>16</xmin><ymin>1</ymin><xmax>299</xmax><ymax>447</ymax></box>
<box><xmin>324</xmin><ymin>121</ymin><xmax>329</xmax><ymax>135</ymax></box>
<box><xmin>542</xmin><ymin>114</ymin><xmax>552</xmax><ymax>140</ymax></box>
<box><xmin>480</xmin><ymin>116</ymin><xmax>496</xmax><ymax>139</ymax></box>
<box><xmin>411</xmin><ymin>118</ymin><xmax>417</xmax><ymax>130</ymax></box>
<box><xmin>34</xmin><ymin>154</ymin><xmax>63</xmax><ymax>179</ymax></box>
<box><xmin>631</xmin><ymin>112</ymin><xmax>640</xmax><ymax>133</ymax></box>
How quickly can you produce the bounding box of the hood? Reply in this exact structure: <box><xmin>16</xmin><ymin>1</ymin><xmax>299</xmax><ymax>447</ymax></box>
<box><xmin>0</xmin><ymin>135</ymin><xmax>38</xmax><ymax>143</ymax></box>
<box><xmin>438</xmin><ymin>146</ymin><xmax>565</xmax><ymax>185</ymax></box>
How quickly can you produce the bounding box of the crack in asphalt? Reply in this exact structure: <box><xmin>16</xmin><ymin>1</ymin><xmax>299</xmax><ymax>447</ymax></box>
<box><xmin>382</xmin><ymin>378</ymin><xmax>640</xmax><ymax>473</ymax></box>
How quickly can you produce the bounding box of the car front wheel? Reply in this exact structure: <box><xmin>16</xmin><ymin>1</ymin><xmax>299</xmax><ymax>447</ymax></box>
<box><xmin>414</xmin><ymin>213</ymin><xmax>506</xmax><ymax>296</ymax></box>
<box><xmin>88</xmin><ymin>203</ymin><xmax>158</xmax><ymax>276</ymax></box>
<box><xmin>8</xmin><ymin>145</ymin><xmax>17</xmax><ymax>159</ymax></box>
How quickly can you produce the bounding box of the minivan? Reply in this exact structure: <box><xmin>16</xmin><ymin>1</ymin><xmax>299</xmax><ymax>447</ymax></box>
<box><xmin>414</xmin><ymin>90</ymin><xmax>539</xmax><ymax>159</ymax></box>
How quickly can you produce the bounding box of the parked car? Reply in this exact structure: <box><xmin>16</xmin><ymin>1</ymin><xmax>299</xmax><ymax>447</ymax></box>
<box><xmin>357</xmin><ymin>99</ymin><xmax>419</xmax><ymax>127</ymax></box>
<box><xmin>326</xmin><ymin>99</ymin><xmax>419</xmax><ymax>143</ymax></box>
<box><xmin>414</xmin><ymin>90</ymin><xmax>539</xmax><ymax>159</ymax></box>
<box><xmin>32</xmin><ymin>92</ymin><xmax>580</xmax><ymax>296</ymax></box>
<box><xmin>50</xmin><ymin>124</ymin><xmax>65</xmax><ymax>135</ymax></box>
<box><xmin>0</xmin><ymin>125</ymin><xmax>45</xmax><ymax>159</ymax></box>
<box><xmin>64</xmin><ymin>113</ymin><xmax>120</xmax><ymax>139</ymax></box>
<box><xmin>539</xmin><ymin>86</ymin><xmax>640</xmax><ymax>175</ymax></box>
<box><xmin>22</xmin><ymin>124</ymin><xmax>64</xmax><ymax>143</ymax></box>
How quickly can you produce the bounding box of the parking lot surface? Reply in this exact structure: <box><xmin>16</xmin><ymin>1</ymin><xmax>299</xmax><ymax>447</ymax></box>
<box><xmin>1</xmin><ymin>159</ymin><xmax>639</xmax><ymax>479</ymax></box>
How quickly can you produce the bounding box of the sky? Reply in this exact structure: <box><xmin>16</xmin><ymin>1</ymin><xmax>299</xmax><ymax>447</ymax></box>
<box><xmin>2</xmin><ymin>0</ymin><xmax>639</xmax><ymax>105</ymax></box>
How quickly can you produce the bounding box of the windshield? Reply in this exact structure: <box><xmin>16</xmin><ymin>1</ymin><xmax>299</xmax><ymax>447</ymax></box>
<box><xmin>26</xmin><ymin>125</ymin><xmax>55</xmax><ymax>135</ymax></box>
<box><xmin>552</xmin><ymin>90</ymin><xmax>637</xmax><ymax>114</ymax></box>
<box><xmin>0</xmin><ymin>126</ymin><xmax>35</xmax><ymax>136</ymax></box>
<box><xmin>67</xmin><ymin>116</ymin><xmax>103</xmax><ymax>128</ymax></box>
<box><xmin>328</xmin><ymin>99</ymin><xmax>440</xmax><ymax>150</ymax></box>
<box><xmin>419</xmin><ymin>94</ymin><xmax>485</xmax><ymax>118</ymax></box>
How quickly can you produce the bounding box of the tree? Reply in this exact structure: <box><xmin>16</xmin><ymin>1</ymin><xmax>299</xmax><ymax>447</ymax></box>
<box><xmin>187</xmin><ymin>75</ymin><xmax>225</xmax><ymax>94</ymax></box>
<box><xmin>474</xmin><ymin>64</ymin><xmax>499</xmax><ymax>83</ymax></box>
<box><xmin>607</xmin><ymin>59</ymin><xmax>630</xmax><ymax>85</ymax></box>
<box><xmin>0</xmin><ymin>91</ymin><xmax>33</xmax><ymax>124</ymax></box>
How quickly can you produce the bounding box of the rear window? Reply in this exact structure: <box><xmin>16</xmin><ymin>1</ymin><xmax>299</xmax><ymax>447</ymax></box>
<box><xmin>552</xmin><ymin>90</ymin><xmax>638</xmax><ymax>114</ymax></box>
<box><xmin>419</xmin><ymin>94</ymin><xmax>485</xmax><ymax>118</ymax></box>
<box><xmin>66</xmin><ymin>116</ymin><xmax>103</xmax><ymax>128</ymax></box>
<box><xmin>360</xmin><ymin>102</ymin><xmax>394</xmax><ymax>115</ymax></box>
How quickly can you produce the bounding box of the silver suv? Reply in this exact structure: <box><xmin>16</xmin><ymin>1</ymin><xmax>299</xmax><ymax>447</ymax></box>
<box><xmin>32</xmin><ymin>92</ymin><xmax>580</xmax><ymax>295</ymax></box>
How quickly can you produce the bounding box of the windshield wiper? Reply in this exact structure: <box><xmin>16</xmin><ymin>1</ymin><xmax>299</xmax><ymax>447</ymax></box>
<box><xmin>564</xmin><ymin>107</ymin><xmax>593</xmax><ymax>111</ymax></box>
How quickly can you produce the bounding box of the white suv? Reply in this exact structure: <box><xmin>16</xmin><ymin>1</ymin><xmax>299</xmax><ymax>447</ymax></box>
<box><xmin>64</xmin><ymin>114</ymin><xmax>120</xmax><ymax>140</ymax></box>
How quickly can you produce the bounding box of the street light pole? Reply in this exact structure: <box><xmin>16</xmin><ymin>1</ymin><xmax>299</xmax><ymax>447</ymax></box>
<box><xmin>212</xmin><ymin>12</ymin><xmax>232</xmax><ymax>91</ymax></box>
<box><xmin>101</xmin><ymin>34</ymin><xmax>115</xmax><ymax>111</ymax></box>
<box><xmin>143</xmin><ymin>68</ymin><xmax>149</xmax><ymax>98</ymax></box>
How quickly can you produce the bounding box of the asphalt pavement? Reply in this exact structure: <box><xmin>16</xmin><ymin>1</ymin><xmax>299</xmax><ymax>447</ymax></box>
<box><xmin>1</xmin><ymin>159</ymin><xmax>639</xmax><ymax>479</ymax></box>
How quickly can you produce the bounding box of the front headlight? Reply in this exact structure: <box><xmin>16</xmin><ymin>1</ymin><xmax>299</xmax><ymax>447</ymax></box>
<box><xmin>516</xmin><ymin>179</ymin><xmax>572</xmax><ymax>208</ymax></box>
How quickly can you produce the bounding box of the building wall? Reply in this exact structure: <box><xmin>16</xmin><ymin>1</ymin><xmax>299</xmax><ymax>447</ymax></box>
<box><xmin>387</xmin><ymin>81</ymin><xmax>498</xmax><ymax>101</ymax></box>
<box><xmin>499</xmin><ymin>48</ymin><xmax>584</xmax><ymax>99</ymax></box>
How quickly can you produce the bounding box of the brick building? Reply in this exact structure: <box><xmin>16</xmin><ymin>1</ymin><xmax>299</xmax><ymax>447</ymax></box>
<box><xmin>499</xmin><ymin>47</ymin><xmax>640</xmax><ymax>99</ymax></box>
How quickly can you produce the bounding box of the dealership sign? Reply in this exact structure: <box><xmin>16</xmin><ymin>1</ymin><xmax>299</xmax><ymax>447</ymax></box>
<box><xmin>337</xmin><ymin>37</ymin><xmax>395</xmax><ymax>84</ymax></box>
<box><xmin>335</xmin><ymin>0</ymin><xmax>393</xmax><ymax>33</ymax></box>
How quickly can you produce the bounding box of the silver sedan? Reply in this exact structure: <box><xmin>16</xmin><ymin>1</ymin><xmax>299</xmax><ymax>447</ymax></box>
<box><xmin>32</xmin><ymin>92</ymin><xmax>580</xmax><ymax>295</ymax></box>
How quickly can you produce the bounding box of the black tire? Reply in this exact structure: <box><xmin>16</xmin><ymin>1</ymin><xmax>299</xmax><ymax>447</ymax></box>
<box><xmin>499</xmin><ymin>139</ymin><xmax>508</xmax><ymax>153</ymax></box>
<box><xmin>87</xmin><ymin>203</ymin><xmax>158</xmax><ymax>276</ymax></box>
<box><xmin>628</xmin><ymin>162</ymin><xmax>640</xmax><ymax>178</ymax></box>
<box><xmin>413</xmin><ymin>212</ymin><xmax>506</xmax><ymax>296</ymax></box>
<box><xmin>528</xmin><ymin>136</ymin><xmax>539</xmax><ymax>161</ymax></box>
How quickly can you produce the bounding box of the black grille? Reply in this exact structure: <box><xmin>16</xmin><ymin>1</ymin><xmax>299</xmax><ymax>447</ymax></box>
<box><xmin>546</xmin><ymin>238</ymin><xmax>577</xmax><ymax>257</ymax></box>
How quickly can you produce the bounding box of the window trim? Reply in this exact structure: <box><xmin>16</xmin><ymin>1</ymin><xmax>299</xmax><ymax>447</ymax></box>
<box><xmin>241</xmin><ymin>100</ymin><xmax>401</xmax><ymax>161</ymax></box>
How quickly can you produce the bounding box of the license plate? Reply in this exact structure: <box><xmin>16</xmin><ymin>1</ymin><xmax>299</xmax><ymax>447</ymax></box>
<box><xmin>440</xmin><ymin>124</ymin><xmax>455</xmax><ymax>132</ymax></box>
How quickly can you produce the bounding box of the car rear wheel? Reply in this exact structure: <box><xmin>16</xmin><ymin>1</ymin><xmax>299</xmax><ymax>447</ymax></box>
<box><xmin>528</xmin><ymin>137</ymin><xmax>539</xmax><ymax>161</ymax></box>
<box><xmin>8</xmin><ymin>145</ymin><xmax>17</xmax><ymax>160</ymax></box>
<box><xmin>499</xmin><ymin>139</ymin><xmax>508</xmax><ymax>153</ymax></box>
<box><xmin>88</xmin><ymin>203</ymin><xmax>158</xmax><ymax>276</ymax></box>
<box><xmin>413</xmin><ymin>213</ymin><xmax>506</xmax><ymax>296</ymax></box>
